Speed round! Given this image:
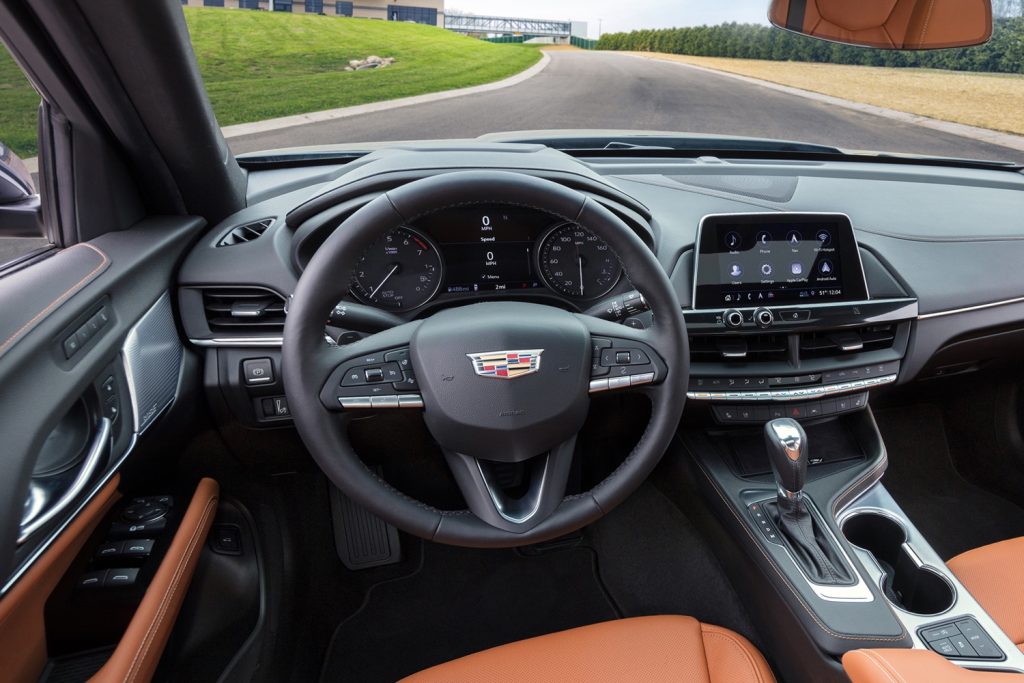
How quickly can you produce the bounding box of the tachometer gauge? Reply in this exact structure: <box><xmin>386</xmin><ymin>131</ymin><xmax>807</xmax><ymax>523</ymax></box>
<box><xmin>351</xmin><ymin>227</ymin><xmax>443</xmax><ymax>309</ymax></box>
<box><xmin>537</xmin><ymin>223</ymin><xmax>621</xmax><ymax>300</ymax></box>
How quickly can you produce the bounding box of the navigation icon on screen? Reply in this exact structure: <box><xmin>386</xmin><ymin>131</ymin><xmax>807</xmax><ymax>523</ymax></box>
<box><xmin>787</xmin><ymin>231</ymin><xmax>801</xmax><ymax>245</ymax></box>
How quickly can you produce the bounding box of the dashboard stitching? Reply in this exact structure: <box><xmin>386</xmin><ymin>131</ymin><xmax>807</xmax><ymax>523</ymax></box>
<box><xmin>691</xmin><ymin>450</ymin><xmax>908</xmax><ymax>642</ymax></box>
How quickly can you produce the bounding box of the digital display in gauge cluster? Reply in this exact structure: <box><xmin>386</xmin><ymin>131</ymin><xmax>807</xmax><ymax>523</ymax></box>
<box><xmin>421</xmin><ymin>207</ymin><xmax>545</xmax><ymax>295</ymax></box>
<box><xmin>349</xmin><ymin>206</ymin><xmax>624</xmax><ymax>309</ymax></box>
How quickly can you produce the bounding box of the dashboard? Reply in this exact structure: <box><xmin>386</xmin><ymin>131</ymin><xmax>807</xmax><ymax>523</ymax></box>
<box><xmin>175</xmin><ymin>141</ymin><xmax>1024</xmax><ymax>427</ymax></box>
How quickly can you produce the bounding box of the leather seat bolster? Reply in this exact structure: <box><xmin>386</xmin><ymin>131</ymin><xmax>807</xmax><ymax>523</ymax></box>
<box><xmin>947</xmin><ymin>537</ymin><xmax>1024</xmax><ymax>649</ymax></box>
<box><xmin>843</xmin><ymin>648</ymin><xmax>1022</xmax><ymax>682</ymax></box>
<box><xmin>401</xmin><ymin>615</ymin><xmax>775</xmax><ymax>683</ymax></box>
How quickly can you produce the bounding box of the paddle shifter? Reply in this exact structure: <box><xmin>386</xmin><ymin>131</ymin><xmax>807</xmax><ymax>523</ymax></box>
<box><xmin>763</xmin><ymin>418</ymin><xmax>853</xmax><ymax>585</ymax></box>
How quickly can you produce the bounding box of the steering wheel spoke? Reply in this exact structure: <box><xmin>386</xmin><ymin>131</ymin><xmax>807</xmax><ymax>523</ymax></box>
<box><xmin>317</xmin><ymin>321</ymin><xmax>425</xmax><ymax>412</ymax></box>
<box><xmin>577</xmin><ymin>314</ymin><xmax>670</xmax><ymax>396</ymax></box>
<box><xmin>443</xmin><ymin>436</ymin><xmax>578</xmax><ymax>534</ymax></box>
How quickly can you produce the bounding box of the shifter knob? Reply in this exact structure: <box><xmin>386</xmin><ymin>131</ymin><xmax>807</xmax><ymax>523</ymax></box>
<box><xmin>764</xmin><ymin>418</ymin><xmax>808</xmax><ymax>503</ymax></box>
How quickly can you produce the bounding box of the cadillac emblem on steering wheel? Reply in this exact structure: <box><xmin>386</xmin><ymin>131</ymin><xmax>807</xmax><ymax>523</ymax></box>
<box><xmin>467</xmin><ymin>350</ymin><xmax>544</xmax><ymax>379</ymax></box>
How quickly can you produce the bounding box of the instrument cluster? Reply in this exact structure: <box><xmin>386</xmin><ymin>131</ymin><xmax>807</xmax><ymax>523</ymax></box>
<box><xmin>350</xmin><ymin>205</ymin><xmax>623</xmax><ymax>310</ymax></box>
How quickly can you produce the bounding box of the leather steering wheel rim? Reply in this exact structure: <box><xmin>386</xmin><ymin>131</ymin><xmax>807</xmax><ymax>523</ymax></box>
<box><xmin>283</xmin><ymin>171</ymin><xmax>689</xmax><ymax>548</ymax></box>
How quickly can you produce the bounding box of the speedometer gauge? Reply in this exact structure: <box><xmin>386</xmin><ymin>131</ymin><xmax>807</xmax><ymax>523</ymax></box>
<box><xmin>351</xmin><ymin>227</ymin><xmax>443</xmax><ymax>310</ymax></box>
<box><xmin>537</xmin><ymin>224</ymin><xmax>621</xmax><ymax>300</ymax></box>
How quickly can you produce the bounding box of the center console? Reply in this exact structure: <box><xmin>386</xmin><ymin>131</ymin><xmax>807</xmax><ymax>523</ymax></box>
<box><xmin>679</xmin><ymin>213</ymin><xmax>1024</xmax><ymax>680</ymax></box>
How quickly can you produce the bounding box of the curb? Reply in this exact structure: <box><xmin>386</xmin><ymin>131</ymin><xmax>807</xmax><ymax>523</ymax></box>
<box><xmin>625</xmin><ymin>52</ymin><xmax>1024</xmax><ymax>154</ymax></box>
<box><xmin>219</xmin><ymin>50</ymin><xmax>553</xmax><ymax>140</ymax></box>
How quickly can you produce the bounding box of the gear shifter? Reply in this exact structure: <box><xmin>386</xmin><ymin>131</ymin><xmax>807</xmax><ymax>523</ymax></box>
<box><xmin>763</xmin><ymin>418</ymin><xmax>853</xmax><ymax>585</ymax></box>
<box><xmin>765</xmin><ymin>418</ymin><xmax>807</xmax><ymax>506</ymax></box>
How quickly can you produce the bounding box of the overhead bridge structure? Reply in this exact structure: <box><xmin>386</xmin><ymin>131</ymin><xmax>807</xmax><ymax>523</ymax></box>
<box><xmin>444</xmin><ymin>13</ymin><xmax>573</xmax><ymax>38</ymax></box>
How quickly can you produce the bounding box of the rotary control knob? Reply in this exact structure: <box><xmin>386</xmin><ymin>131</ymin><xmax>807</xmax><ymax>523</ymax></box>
<box><xmin>754</xmin><ymin>307</ymin><xmax>774</xmax><ymax>329</ymax></box>
<box><xmin>723</xmin><ymin>309</ymin><xmax>744</xmax><ymax>329</ymax></box>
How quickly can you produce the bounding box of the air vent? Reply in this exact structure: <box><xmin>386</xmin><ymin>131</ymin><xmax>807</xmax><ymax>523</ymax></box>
<box><xmin>202</xmin><ymin>288</ymin><xmax>286</xmax><ymax>334</ymax></box>
<box><xmin>689</xmin><ymin>333</ymin><xmax>788</xmax><ymax>363</ymax></box>
<box><xmin>217</xmin><ymin>218</ymin><xmax>274</xmax><ymax>247</ymax></box>
<box><xmin>799</xmin><ymin>324</ymin><xmax>897</xmax><ymax>359</ymax></box>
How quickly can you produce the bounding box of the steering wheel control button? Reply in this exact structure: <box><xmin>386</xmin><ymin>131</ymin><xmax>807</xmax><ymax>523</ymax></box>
<box><xmin>339</xmin><ymin>397</ymin><xmax>372</xmax><ymax>409</ymax></box>
<box><xmin>398</xmin><ymin>395</ymin><xmax>425</xmax><ymax>408</ymax></box>
<box><xmin>608</xmin><ymin>376</ymin><xmax>632</xmax><ymax>390</ymax></box>
<box><xmin>242</xmin><ymin>358</ymin><xmax>274</xmax><ymax>386</ymax></box>
<box><xmin>589</xmin><ymin>379</ymin><xmax>610</xmax><ymax>393</ymax></box>
<box><xmin>630</xmin><ymin>372</ymin><xmax>655</xmax><ymax>386</ymax></box>
<box><xmin>364</xmin><ymin>367</ymin><xmax>384</xmax><ymax>382</ymax></box>
<box><xmin>338</xmin><ymin>393</ymin><xmax>425</xmax><ymax>409</ymax></box>
<box><xmin>384</xmin><ymin>347</ymin><xmax>411</xmax><ymax>369</ymax></box>
<box><xmin>393</xmin><ymin>372</ymin><xmax>418</xmax><ymax>391</ymax></box>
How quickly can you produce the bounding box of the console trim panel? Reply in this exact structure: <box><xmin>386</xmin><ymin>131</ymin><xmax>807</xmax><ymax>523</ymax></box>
<box><xmin>688</xmin><ymin>374</ymin><xmax>897</xmax><ymax>401</ymax></box>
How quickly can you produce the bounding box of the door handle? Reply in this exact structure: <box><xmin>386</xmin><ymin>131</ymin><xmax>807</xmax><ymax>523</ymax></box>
<box><xmin>19</xmin><ymin>416</ymin><xmax>111</xmax><ymax>544</ymax></box>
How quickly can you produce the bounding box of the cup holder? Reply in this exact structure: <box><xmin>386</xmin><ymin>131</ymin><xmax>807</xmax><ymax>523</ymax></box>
<box><xmin>841</xmin><ymin>512</ymin><xmax>955</xmax><ymax>616</ymax></box>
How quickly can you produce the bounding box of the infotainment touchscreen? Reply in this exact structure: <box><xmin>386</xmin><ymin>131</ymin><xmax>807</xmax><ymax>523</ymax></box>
<box><xmin>693</xmin><ymin>213</ymin><xmax>868</xmax><ymax>309</ymax></box>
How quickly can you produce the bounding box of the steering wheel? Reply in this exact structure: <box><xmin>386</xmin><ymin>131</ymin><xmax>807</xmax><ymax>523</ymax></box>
<box><xmin>282</xmin><ymin>171</ymin><xmax>688</xmax><ymax>548</ymax></box>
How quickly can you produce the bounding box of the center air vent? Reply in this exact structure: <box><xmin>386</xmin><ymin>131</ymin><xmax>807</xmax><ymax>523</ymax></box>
<box><xmin>202</xmin><ymin>288</ymin><xmax>286</xmax><ymax>334</ymax></box>
<box><xmin>217</xmin><ymin>218</ymin><xmax>274</xmax><ymax>247</ymax></box>
<box><xmin>799</xmin><ymin>324</ymin><xmax>897</xmax><ymax>360</ymax></box>
<box><xmin>689</xmin><ymin>333</ymin><xmax>788</xmax><ymax>363</ymax></box>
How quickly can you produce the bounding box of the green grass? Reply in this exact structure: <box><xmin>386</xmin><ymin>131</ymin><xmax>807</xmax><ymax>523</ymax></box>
<box><xmin>0</xmin><ymin>46</ymin><xmax>39</xmax><ymax>159</ymax></box>
<box><xmin>0</xmin><ymin>8</ymin><xmax>541</xmax><ymax>157</ymax></box>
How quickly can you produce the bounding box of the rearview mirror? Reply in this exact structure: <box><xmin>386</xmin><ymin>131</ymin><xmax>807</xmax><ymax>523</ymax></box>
<box><xmin>768</xmin><ymin>0</ymin><xmax>993</xmax><ymax>50</ymax></box>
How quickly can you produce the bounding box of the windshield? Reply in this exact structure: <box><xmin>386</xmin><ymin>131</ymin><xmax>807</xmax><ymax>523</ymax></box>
<box><xmin>5</xmin><ymin>0</ymin><xmax>1024</xmax><ymax>166</ymax></box>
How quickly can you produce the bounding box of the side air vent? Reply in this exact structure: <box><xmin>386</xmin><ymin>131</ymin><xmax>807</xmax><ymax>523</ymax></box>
<box><xmin>217</xmin><ymin>218</ymin><xmax>274</xmax><ymax>247</ymax></box>
<box><xmin>202</xmin><ymin>288</ymin><xmax>286</xmax><ymax>334</ymax></box>
<box><xmin>799</xmin><ymin>324</ymin><xmax>897</xmax><ymax>360</ymax></box>
<box><xmin>689</xmin><ymin>333</ymin><xmax>788</xmax><ymax>363</ymax></box>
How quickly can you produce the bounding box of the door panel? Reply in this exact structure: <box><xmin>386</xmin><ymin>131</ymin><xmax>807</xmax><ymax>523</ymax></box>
<box><xmin>0</xmin><ymin>215</ymin><xmax>204</xmax><ymax>678</ymax></box>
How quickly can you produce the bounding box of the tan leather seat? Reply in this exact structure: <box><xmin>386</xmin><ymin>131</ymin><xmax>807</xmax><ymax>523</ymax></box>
<box><xmin>401</xmin><ymin>615</ymin><xmax>775</xmax><ymax>682</ymax></box>
<box><xmin>947</xmin><ymin>536</ymin><xmax>1024</xmax><ymax>654</ymax></box>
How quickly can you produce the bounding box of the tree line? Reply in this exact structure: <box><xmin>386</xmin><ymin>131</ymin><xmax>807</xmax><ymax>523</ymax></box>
<box><xmin>596</xmin><ymin>18</ymin><xmax>1024</xmax><ymax>74</ymax></box>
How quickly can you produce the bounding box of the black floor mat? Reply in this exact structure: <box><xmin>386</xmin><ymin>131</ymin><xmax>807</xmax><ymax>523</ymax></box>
<box><xmin>320</xmin><ymin>540</ymin><xmax>619</xmax><ymax>682</ymax></box>
<box><xmin>587</xmin><ymin>482</ymin><xmax>760</xmax><ymax>647</ymax></box>
<box><xmin>875</xmin><ymin>404</ymin><xmax>1024</xmax><ymax>560</ymax></box>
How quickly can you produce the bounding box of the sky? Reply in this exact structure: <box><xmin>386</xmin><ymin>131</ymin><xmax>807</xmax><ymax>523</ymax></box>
<box><xmin>445</xmin><ymin>0</ymin><xmax>770</xmax><ymax>38</ymax></box>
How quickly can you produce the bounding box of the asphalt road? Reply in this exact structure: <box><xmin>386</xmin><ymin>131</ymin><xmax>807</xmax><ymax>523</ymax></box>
<box><xmin>227</xmin><ymin>50</ymin><xmax>1023</xmax><ymax>163</ymax></box>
